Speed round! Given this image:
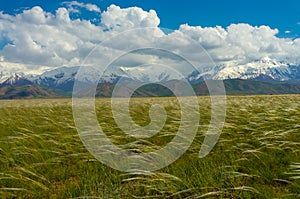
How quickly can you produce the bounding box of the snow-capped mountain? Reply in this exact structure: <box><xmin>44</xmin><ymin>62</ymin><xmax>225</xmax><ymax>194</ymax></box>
<box><xmin>187</xmin><ymin>57</ymin><xmax>300</xmax><ymax>82</ymax></box>
<box><xmin>2</xmin><ymin>56</ymin><xmax>300</xmax><ymax>92</ymax></box>
<box><xmin>212</xmin><ymin>57</ymin><xmax>300</xmax><ymax>81</ymax></box>
<box><xmin>31</xmin><ymin>66</ymin><xmax>79</xmax><ymax>91</ymax></box>
<box><xmin>186</xmin><ymin>64</ymin><xmax>224</xmax><ymax>83</ymax></box>
<box><xmin>28</xmin><ymin>65</ymin><xmax>185</xmax><ymax>91</ymax></box>
<box><xmin>117</xmin><ymin>65</ymin><xmax>184</xmax><ymax>83</ymax></box>
<box><xmin>0</xmin><ymin>72</ymin><xmax>32</xmax><ymax>86</ymax></box>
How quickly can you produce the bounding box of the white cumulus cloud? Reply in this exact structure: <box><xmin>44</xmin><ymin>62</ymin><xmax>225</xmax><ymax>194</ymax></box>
<box><xmin>62</xmin><ymin>1</ymin><xmax>101</xmax><ymax>13</ymax></box>
<box><xmin>0</xmin><ymin>4</ymin><xmax>300</xmax><ymax>75</ymax></box>
<box><xmin>179</xmin><ymin>23</ymin><xmax>300</xmax><ymax>64</ymax></box>
<box><xmin>101</xmin><ymin>5</ymin><xmax>160</xmax><ymax>30</ymax></box>
<box><xmin>0</xmin><ymin>5</ymin><xmax>108</xmax><ymax>70</ymax></box>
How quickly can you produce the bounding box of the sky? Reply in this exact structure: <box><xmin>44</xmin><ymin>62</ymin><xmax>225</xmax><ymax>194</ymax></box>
<box><xmin>1</xmin><ymin>0</ymin><xmax>299</xmax><ymax>36</ymax></box>
<box><xmin>0</xmin><ymin>0</ymin><xmax>300</xmax><ymax>74</ymax></box>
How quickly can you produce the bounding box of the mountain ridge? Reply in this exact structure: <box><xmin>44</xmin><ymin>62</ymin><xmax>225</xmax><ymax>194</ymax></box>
<box><xmin>2</xmin><ymin>57</ymin><xmax>300</xmax><ymax>88</ymax></box>
<box><xmin>1</xmin><ymin>79</ymin><xmax>300</xmax><ymax>99</ymax></box>
<box><xmin>2</xmin><ymin>57</ymin><xmax>300</xmax><ymax>99</ymax></box>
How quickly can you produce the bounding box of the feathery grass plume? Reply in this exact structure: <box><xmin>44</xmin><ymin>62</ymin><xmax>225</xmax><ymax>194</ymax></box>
<box><xmin>0</xmin><ymin>96</ymin><xmax>300</xmax><ymax>197</ymax></box>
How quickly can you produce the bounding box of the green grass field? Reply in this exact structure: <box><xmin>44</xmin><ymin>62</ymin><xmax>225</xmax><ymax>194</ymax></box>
<box><xmin>0</xmin><ymin>95</ymin><xmax>300</xmax><ymax>198</ymax></box>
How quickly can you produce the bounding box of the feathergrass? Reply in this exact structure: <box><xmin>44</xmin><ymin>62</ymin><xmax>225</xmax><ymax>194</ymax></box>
<box><xmin>0</xmin><ymin>95</ymin><xmax>299</xmax><ymax>198</ymax></box>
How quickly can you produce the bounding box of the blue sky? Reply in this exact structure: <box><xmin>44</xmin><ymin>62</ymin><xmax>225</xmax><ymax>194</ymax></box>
<box><xmin>1</xmin><ymin>0</ymin><xmax>300</xmax><ymax>73</ymax></box>
<box><xmin>1</xmin><ymin>0</ymin><xmax>300</xmax><ymax>37</ymax></box>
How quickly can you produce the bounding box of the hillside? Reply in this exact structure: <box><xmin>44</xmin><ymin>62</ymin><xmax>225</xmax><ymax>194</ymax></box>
<box><xmin>1</xmin><ymin>79</ymin><xmax>300</xmax><ymax>99</ymax></box>
<box><xmin>0</xmin><ymin>85</ymin><xmax>59</xmax><ymax>99</ymax></box>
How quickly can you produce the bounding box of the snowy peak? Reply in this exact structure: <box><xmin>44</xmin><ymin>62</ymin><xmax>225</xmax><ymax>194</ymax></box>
<box><xmin>258</xmin><ymin>56</ymin><xmax>278</xmax><ymax>65</ymax></box>
<box><xmin>1</xmin><ymin>56</ymin><xmax>300</xmax><ymax>92</ymax></box>
<box><xmin>118</xmin><ymin>65</ymin><xmax>183</xmax><ymax>82</ymax></box>
<box><xmin>213</xmin><ymin>57</ymin><xmax>296</xmax><ymax>81</ymax></box>
<box><xmin>0</xmin><ymin>72</ymin><xmax>32</xmax><ymax>86</ymax></box>
<box><xmin>250</xmin><ymin>57</ymin><xmax>289</xmax><ymax>69</ymax></box>
<box><xmin>34</xmin><ymin>66</ymin><xmax>79</xmax><ymax>85</ymax></box>
<box><xmin>256</xmin><ymin>56</ymin><xmax>291</xmax><ymax>67</ymax></box>
<box><xmin>30</xmin><ymin>66</ymin><xmax>80</xmax><ymax>91</ymax></box>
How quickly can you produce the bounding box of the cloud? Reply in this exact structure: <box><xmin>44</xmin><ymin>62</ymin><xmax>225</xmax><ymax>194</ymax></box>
<box><xmin>0</xmin><ymin>5</ymin><xmax>163</xmax><ymax>73</ymax></box>
<box><xmin>101</xmin><ymin>5</ymin><xmax>160</xmax><ymax>30</ymax></box>
<box><xmin>62</xmin><ymin>1</ymin><xmax>101</xmax><ymax>13</ymax></box>
<box><xmin>0</xmin><ymin>5</ymin><xmax>109</xmax><ymax>68</ymax></box>
<box><xmin>0</xmin><ymin>4</ymin><xmax>300</xmax><ymax>75</ymax></box>
<box><xmin>178</xmin><ymin>23</ymin><xmax>300</xmax><ymax>64</ymax></box>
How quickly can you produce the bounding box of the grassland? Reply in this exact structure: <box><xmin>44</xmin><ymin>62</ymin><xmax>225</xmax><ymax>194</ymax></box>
<box><xmin>0</xmin><ymin>95</ymin><xmax>300</xmax><ymax>198</ymax></box>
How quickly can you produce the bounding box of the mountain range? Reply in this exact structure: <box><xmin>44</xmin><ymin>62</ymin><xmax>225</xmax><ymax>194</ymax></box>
<box><xmin>1</xmin><ymin>57</ymin><xmax>300</xmax><ymax>99</ymax></box>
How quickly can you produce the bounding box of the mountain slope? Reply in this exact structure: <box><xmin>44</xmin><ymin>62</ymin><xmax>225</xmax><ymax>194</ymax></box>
<box><xmin>0</xmin><ymin>72</ymin><xmax>33</xmax><ymax>86</ymax></box>
<box><xmin>94</xmin><ymin>80</ymin><xmax>300</xmax><ymax>98</ymax></box>
<box><xmin>1</xmin><ymin>79</ymin><xmax>300</xmax><ymax>99</ymax></box>
<box><xmin>186</xmin><ymin>57</ymin><xmax>300</xmax><ymax>83</ymax></box>
<box><xmin>212</xmin><ymin>57</ymin><xmax>300</xmax><ymax>81</ymax></box>
<box><xmin>1</xmin><ymin>56</ymin><xmax>300</xmax><ymax>98</ymax></box>
<box><xmin>32</xmin><ymin>66</ymin><xmax>79</xmax><ymax>91</ymax></box>
<box><xmin>9</xmin><ymin>56</ymin><xmax>298</xmax><ymax>92</ymax></box>
<box><xmin>194</xmin><ymin>79</ymin><xmax>300</xmax><ymax>95</ymax></box>
<box><xmin>0</xmin><ymin>85</ymin><xmax>59</xmax><ymax>99</ymax></box>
